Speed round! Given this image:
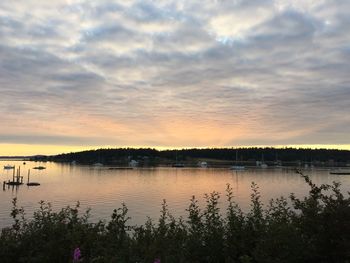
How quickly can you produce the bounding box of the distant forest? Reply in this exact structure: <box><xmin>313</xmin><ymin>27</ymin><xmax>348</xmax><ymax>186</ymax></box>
<box><xmin>38</xmin><ymin>148</ymin><xmax>350</xmax><ymax>167</ymax></box>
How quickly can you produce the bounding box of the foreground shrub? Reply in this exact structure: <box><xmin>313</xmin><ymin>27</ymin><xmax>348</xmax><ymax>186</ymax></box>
<box><xmin>1</xmin><ymin>172</ymin><xmax>350</xmax><ymax>262</ymax></box>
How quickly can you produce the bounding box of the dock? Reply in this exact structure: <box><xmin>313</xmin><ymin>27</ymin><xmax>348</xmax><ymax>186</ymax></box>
<box><xmin>3</xmin><ymin>167</ymin><xmax>40</xmax><ymax>190</ymax></box>
<box><xmin>3</xmin><ymin>166</ymin><xmax>23</xmax><ymax>189</ymax></box>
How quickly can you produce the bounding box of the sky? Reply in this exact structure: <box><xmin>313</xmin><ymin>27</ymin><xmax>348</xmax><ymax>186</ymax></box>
<box><xmin>0</xmin><ymin>0</ymin><xmax>350</xmax><ymax>155</ymax></box>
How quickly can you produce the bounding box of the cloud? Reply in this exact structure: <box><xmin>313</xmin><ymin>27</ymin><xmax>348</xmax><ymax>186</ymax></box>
<box><xmin>0</xmin><ymin>0</ymin><xmax>349</xmax><ymax>152</ymax></box>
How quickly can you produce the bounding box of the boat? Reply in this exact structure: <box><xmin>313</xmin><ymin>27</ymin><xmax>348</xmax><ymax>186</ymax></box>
<box><xmin>273</xmin><ymin>154</ymin><xmax>282</xmax><ymax>168</ymax></box>
<box><xmin>129</xmin><ymin>160</ymin><xmax>139</xmax><ymax>167</ymax></box>
<box><xmin>108</xmin><ymin>167</ymin><xmax>133</xmax><ymax>170</ymax></box>
<box><xmin>231</xmin><ymin>165</ymin><xmax>245</xmax><ymax>171</ymax></box>
<box><xmin>256</xmin><ymin>154</ymin><xmax>268</xmax><ymax>168</ymax></box>
<box><xmin>198</xmin><ymin>161</ymin><xmax>208</xmax><ymax>168</ymax></box>
<box><xmin>4</xmin><ymin>165</ymin><xmax>15</xmax><ymax>170</ymax></box>
<box><xmin>330</xmin><ymin>170</ymin><xmax>350</xmax><ymax>175</ymax></box>
<box><xmin>27</xmin><ymin>182</ymin><xmax>40</xmax><ymax>186</ymax></box>
<box><xmin>33</xmin><ymin>166</ymin><xmax>46</xmax><ymax>170</ymax></box>
<box><xmin>230</xmin><ymin>150</ymin><xmax>245</xmax><ymax>170</ymax></box>
<box><xmin>172</xmin><ymin>152</ymin><xmax>185</xmax><ymax>167</ymax></box>
<box><xmin>260</xmin><ymin>163</ymin><xmax>268</xmax><ymax>169</ymax></box>
<box><xmin>172</xmin><ymin>163</ymin><xmax>185</xmax><ymax>168</ymax></box>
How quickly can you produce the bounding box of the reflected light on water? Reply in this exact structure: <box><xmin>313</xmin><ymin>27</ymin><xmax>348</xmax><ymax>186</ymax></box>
<box><xmin>1</xmin><ymin>160</ymin><xmax>349</xmax><ymax>228</ymax></box>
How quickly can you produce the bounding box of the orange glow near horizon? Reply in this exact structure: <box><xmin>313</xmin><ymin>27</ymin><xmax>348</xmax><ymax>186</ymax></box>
<box><xmin>1</xmin><ymin>1</ymin><xmax>349</xmax><ymax>160</ymax></box>
<box><xmin>0</xmin><ymin>143</ymin><xmax>349</xmax><ymax>156</ymax></box>
<box><xmin>1</xmin><ymin>112</ymin><xmax>348</xmax><ymax>156</ymax></box>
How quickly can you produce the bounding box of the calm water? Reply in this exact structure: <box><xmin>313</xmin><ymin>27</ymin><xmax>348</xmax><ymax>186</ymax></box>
<box><xmin>1</xmin><ymin>160</ymin><xmax>349</xmax><ymax>228</ymax></box>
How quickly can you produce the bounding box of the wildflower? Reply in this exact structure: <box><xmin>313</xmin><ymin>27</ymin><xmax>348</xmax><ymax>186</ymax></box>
<box><xmin>73</xmin><ymin>247</ymin><xmax>81</xmax><ymax>262</ymax></box>
<box><xmin>154</xmin><ymin>258</ymin><xmax>161</xmax><ymax>263</ymax></box>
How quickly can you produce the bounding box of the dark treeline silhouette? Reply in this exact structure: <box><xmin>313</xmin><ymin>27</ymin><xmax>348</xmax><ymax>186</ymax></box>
<box><xmin>41</xmin><ymin>147</ymin><xmax>350</xmax><ymax>166</ymax></box>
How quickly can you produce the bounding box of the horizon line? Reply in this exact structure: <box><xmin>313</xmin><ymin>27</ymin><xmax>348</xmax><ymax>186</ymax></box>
<box><xmin>1</xmin><ymin>144</ymin><xmax>350</xmax><ymax>157</ymax></box>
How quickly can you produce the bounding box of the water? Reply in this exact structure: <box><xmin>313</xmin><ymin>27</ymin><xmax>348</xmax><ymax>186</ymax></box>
<box><xmin>1</xmin><ymin>160</ymin><xmax>349</xmax><ymax>228</ymax></box>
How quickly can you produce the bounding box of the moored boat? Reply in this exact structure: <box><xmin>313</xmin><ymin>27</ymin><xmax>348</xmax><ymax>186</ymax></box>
<box><xmin>198</xmin><ymin>161</ymin><xmax>208</xmax><ymax>168</ymax></box>
<box><xmin>330</xmin><ymin>170</ymin><xmax>350</xmax><ymax>175</ymax></box>
<box><xmin>172</xmin><ymin>163</ymin><xmax>185</xmax><ymax>168</ymax></box>
<box><xmin>33</xmin><ymin>166</ymin><xmax>46</xmax><ymax>170</ymax></box>
<box><xmin>230</xmin><ymin>165</ymin><xmax>245</xmax><ymax>170</ymax></box>
<box><xmin>231</xmin><ymin>150</ymin><xmax>245</xmax><ymax>170</ymax></box>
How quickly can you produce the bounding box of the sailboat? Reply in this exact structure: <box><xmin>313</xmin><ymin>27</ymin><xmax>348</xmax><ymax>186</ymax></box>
<box><xmin>273</xmin><ymin>153</ymin><xmax>283</xmax><ymax>168</ymax></box>
<box><xmin>198</xmin><ymin>161</ymin><xmax>208</xmax><ymax>168</ymax></box>
<box><xmin>259</xmin><ymin>154</ymin><xmax>268</xmax><ymax>168</ymax></box>
<box><xmin>230</xmin><ymin>150</ymin><xmax>245</xmax><ymax>170</ymax></box>
<box><xmin>172</xmin><ymin>152</ymin><xmax>185</xmax><ymax>167</ymax></box>
<box><xmin>93</xmin><ymin>151</ymin><xmax>104</xmax><ymax>167</ymax></box>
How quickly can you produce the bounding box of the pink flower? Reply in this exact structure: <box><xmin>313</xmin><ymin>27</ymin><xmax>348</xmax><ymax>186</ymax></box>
<box><xmin>154</xmin><ymin>258</ymin><xmax>161</xmax><ymax>263</ymax></box>
<box><xmin>73</xmin><ymin>247</ymin><xmax>81</xmax><ymax>262</ymax></box>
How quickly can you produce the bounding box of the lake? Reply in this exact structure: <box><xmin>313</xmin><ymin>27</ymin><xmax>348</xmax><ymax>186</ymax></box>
<box><xmin>1</xmin><ymin>160</ymin><xmax>349</xmax><ymax>228</ymax></box>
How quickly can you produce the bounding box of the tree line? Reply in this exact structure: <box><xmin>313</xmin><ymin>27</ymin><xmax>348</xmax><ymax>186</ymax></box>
<box><xmin>39</xmin><ymin>147</ymin><xmax>350</xmax><ymax>165</ymax></box>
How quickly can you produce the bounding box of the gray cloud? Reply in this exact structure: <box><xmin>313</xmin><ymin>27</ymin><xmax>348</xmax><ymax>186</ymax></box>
<box><xmin>0</xmin><ymin>134</ymin><xmax>114</xmax><ymax>146</ymax></box>
<box><xmin>0</xmin><ymin>0</ymin><xmax>349</xmax><ymax>150</ymax></box>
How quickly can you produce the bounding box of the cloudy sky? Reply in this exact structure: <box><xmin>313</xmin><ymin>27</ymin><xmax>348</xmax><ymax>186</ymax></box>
<box><xmin>0</xmin><ymin>0</ymin><xmax>349</xmax><ymax>155</ymax></box>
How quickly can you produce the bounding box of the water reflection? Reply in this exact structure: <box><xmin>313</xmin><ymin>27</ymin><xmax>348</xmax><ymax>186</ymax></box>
<box><xmin>1</xmin><ymin>160</ymin><xmax>349</xmax><ymax>228</ymax></box>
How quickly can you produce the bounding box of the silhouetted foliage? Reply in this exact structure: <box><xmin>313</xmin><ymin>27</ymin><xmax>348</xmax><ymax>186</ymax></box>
<box><xmin>45</xmin><ymin>147</ymin><xmax>350</xmax><ymax>166</ymax></box>
<box><xmin>1</xmin><ymin>172</ymin><xmax>350</xmax><ymax>262</ymax></box>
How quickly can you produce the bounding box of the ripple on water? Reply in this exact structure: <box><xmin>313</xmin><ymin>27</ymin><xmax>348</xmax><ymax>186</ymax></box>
<box><xmin>1</xmin><ymin>161</ymin><xmax>350</xmax><ymax>228</ymax></box>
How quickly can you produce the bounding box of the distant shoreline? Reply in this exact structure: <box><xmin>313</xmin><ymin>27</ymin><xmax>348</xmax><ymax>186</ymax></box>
<box><xmin>0</xmin><ymin>157</ymin><xmax>31</xmax><ymax>160</ymax></box>
<box><xmin>13</xmin><ymin>147</ymin><xmax>349</xmax><ymax>168</ymax></box>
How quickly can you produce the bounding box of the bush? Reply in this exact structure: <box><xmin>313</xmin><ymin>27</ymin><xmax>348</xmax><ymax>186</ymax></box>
<box><xmin>1</xmin><ymin>171</ymin><xmax>350</xmax><ymax>262</ymax></box>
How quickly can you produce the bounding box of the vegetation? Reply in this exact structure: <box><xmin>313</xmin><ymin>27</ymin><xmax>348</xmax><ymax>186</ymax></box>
<box><xmin>1</xmin><ymin>172</ymin><xmax>350</xmax><ymax>262</ymax></box>
<box><xmin>41</xmin><ymin>147</ymin><xmax>350</xmax><ymax>166</ymax></box>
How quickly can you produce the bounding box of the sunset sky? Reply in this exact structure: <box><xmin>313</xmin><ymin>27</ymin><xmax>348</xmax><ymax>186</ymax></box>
<box><xmin>0</xmin><ymin>0</ymin><xmax>349</xmax><ymax>155</ymax></box>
